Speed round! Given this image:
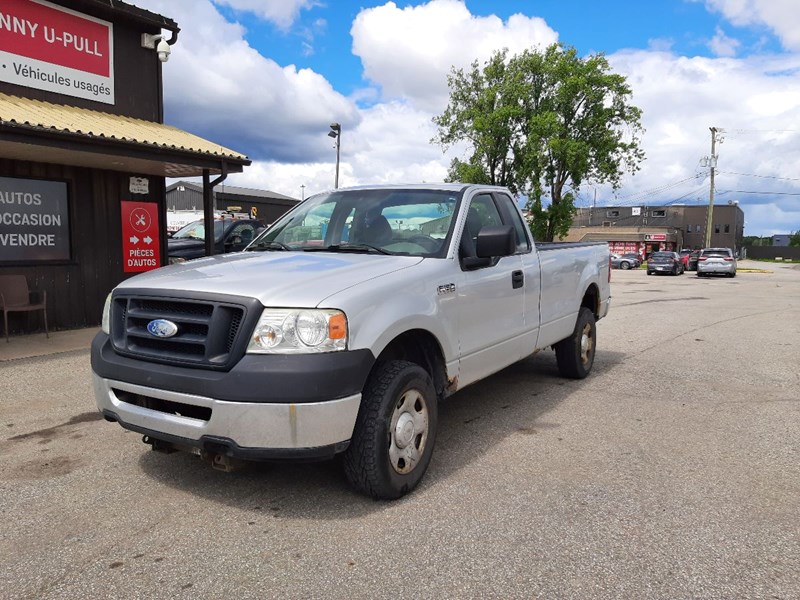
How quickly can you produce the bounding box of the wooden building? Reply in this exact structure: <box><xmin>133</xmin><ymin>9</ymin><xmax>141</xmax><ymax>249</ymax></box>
<box><xmin>166</xmin><ymin>181</ymin><xmax>298</xmax><ymax>227</ymax></box>
<box><xmin>0</xmin><ymin>0</ymin><xmax>250</xmax><ymax>335</ymax></box>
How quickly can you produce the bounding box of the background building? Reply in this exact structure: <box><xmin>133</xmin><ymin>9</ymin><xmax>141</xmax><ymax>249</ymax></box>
<box><xmin>0</xmin><ymin>0</ymin><xmax>250</xmax><ymax>335</ymax></box>
<box><xmin>567</xmin><ymin>203</ymin><xmax>744</xmax><ymax>257</ymax></box>
<box><xmin>166</xmin><ymin>181</ymin><xmax>298</xmax><ymax>229</ymax></box>
<box><xmin>772</xmin><ymin>234</ymin><xmax>791</xmax><ymax>247</ymax></box>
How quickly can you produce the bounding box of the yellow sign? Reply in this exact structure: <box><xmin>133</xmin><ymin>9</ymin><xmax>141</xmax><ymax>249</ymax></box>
<box><xmin>250</xmin><ymin>206</ymin><xmax>258</xmax><ymax>218</ymax></box>
<box><xmin>226</xmin><ymin>205</ymin><xmax>242</xmax><ymax>211</ymax></box>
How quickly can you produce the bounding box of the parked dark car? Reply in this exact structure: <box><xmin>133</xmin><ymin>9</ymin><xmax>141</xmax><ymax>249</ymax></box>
<box><xmin>647</xmin><ymin>251</ymin><xmax>684</xmax><ymax>276</ymax></box>
<box><xmin>168</xmin><ymin>218</ymin><xmax>264</xmax><ymax>264</ymax></box>
<box><xmin>611</xmin><ymin>252</ymin><xmax>641</xmax><ymax>270</ymax></box>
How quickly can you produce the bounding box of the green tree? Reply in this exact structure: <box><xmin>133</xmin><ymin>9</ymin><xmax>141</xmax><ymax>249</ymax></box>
<box><xmin>789</xmin><ymin>230</ymin><xmax>800</xmax><ymax>247</ymax></box>
<box><xmin>433</xmin><ymin>44</ymin><xmax>645</xmax><ymax>241</ymax></box>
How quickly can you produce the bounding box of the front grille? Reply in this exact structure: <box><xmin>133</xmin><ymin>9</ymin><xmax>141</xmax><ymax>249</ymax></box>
<box><xmin>113</xmin><ymin>388</ymin><xmax>212</xmax><ymax>421</ymax></box>
<box><xmin>110</xmin><ymin>294</ymin><xmax>252</xmax><ymax>369</ymax></box>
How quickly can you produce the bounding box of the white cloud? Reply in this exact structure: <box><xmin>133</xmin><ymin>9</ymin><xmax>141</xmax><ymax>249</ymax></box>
<box><xmin>708</xmin><ymin>26</ymin><xmax>741</xmax><ymax>57</ymax></box>
<box><xmin>350</xmin><ymin>0</ymin><xmax>558</xmax><ymax>111</ymax></box>
<box><xmin>223</xmin><ymin>100</ymin><xmax>453</xmax><ymax>197</ymax></box>
<box><xmin>702</xmin><ymin>0</ymin><xmax>800</xmax><ymax>51</ymax></box>
<box><xmin>591</xmin><ymin>49</ymin><xmax>800</xmax><ymax>235</ymax></box>
<box><xmin>211</xmin><ymin>0</ymin><xmax>318</xmax><ymax>29</ymax></box>
<box><xmin>137</xmin><ymin>0</ymin><xmax>799</xmax><ymax>236</ymax></box>
<box><xmin>133</xmin><ymin>0</ymin><xmax>359</xmax><ymax>163</ymax></box>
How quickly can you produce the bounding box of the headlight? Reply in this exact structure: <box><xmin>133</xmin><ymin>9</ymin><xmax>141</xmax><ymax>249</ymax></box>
<box><xmin>101</xmin><ymin>292</ymin><xmax>112</xmax><ymax>334</ymax></box>
<box><xmin>247</xmin><ymin>309</ymin><xmax>347</xmax><ymax>354</ymax></box>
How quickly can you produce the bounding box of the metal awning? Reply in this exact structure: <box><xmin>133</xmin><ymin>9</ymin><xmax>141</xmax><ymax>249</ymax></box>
<box><xmin>0</xmin><ymin>93</ymin><xmax>250</xmax><ymax>177</ymax></box>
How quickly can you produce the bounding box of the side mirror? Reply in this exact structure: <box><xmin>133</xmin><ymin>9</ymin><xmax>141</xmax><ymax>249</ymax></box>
<box><xmin>476</xmin><ymin>225</ymin><xmax>515</xmax><ymax>258</ymax></box>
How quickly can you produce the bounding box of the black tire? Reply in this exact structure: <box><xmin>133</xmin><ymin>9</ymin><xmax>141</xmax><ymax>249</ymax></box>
<box><xmin>647</xmin><ymin>271</ymin><xmax>653</xmax><ymax>276</ymax></box>
<box><xmin>620</xmin><ymin>261</ymin><xmax>631</xmax><ymax>270</ymax></box>
<box><xmin>343</xmin><ymin>360</ymin><xmax>438</xmax><ymax>500</ymax></box>
<box><xmin>554</xmin><ymin>307</ymin><xmax>596</xmax><ymax>379</ymax></box>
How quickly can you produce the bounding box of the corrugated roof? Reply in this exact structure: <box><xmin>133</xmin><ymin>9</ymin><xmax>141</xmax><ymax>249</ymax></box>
<box><xmin>0</xmin><ymin>92</ymin><xmax>248</xmax><ymax>162</ymax></box>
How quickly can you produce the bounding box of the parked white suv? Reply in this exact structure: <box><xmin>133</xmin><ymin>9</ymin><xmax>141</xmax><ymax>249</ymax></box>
<box><xmin>697</xmin><ymin>247</ymin><xmax>736</xmax><ymax>278</ymax></box>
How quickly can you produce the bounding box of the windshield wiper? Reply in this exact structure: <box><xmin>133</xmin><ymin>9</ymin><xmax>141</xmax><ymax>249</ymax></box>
<box><xmin>305</xmin><ymin>244</ymin><xmax>393</xmax><ymax>255</ymax></box>
<box><xmin>247</xmin><ymin>241</ymin><xmax>291</xmax><ymax>251</ymax></box>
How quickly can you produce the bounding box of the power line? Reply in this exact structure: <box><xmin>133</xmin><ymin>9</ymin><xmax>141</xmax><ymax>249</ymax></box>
<box><xmin>610</xmin><ymin>175</ymin><xmax>705</xmax><ymax>206</ymax></box>
<box><xmin>729</xmin><ymin>129</ymin><xmax>800</xmax><ymax>134</ymax></box>
<box><xmin>717</xmin><ymin>170</ymin><xmax>800</xmax><ymax>183</ymax></box>
<box><xmin>662</xmin><ymin>185</ymin><xmax>709</xmax><ymax>204</ymax></box>
<box><xmin>717</xmin><ymin>189</ymin><xmax>800</xmax><ymax>196</ymax></box>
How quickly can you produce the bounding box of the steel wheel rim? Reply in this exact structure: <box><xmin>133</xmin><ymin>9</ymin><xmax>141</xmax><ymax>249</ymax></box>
<box><xmin>579</xmin><ymin>323</ymin><xmax>594</xmax><ymax>366</ymax></box>
<box><xmin>388</xmin><ymin>388</ymin><xmax>429</xmax><ymax>475</ymax></box>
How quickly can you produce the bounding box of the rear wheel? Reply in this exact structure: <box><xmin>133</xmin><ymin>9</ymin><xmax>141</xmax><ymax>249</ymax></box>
<box><xmin>555</xmin><ymin>307</ymin><xmax>596</xmax><ymax>379</ymax></box>
<box><xmin>343</xmin><ymin>360</ymin><xmax>438</xmax><ymax>500</ymax></box>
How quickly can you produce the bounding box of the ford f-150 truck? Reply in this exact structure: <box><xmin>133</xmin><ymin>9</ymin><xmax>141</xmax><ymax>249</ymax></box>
<box><xmin>92</xmin><ymin>184</ymin><xmax>611</xmax><ymax>499</ymax></box>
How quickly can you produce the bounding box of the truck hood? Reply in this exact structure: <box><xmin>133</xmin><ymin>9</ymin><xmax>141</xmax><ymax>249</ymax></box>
<box><xmin>117</xmin><ymin>251</ymin><xmax>424</xmax><ymax>307</ymax></box>
<box><xmin>167</xmin><ymin>238</ymin><xmax>206</xmax><ymax>255</ymax></box>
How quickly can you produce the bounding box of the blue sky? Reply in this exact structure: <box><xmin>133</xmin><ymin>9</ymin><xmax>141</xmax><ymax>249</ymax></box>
<box><xmin>136</xmin><ymin>0</ymin><xmax>800</xmax><ymax>237</ymax></box>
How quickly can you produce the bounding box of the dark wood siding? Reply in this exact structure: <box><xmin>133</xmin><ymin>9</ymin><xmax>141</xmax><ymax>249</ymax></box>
<box><xmin>0</xmin><ymin>158</ymin><xmax>163</xmax><ymax>333</ymax></box>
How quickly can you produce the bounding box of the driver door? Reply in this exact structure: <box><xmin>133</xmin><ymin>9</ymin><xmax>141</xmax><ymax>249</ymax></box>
<box><xmin>456</xmin><ymin>193</ymin><xmax>525</xmax><ymax>387</ymax></box>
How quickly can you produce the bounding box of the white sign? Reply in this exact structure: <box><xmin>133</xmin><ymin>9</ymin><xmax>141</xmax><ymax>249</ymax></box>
<box><xmin>129</xmin><ymin>177</ymin><xmax>149</xmax><ymax>195</ymax></box>
<box><xmin>631</xmin><ymin>207</ymin><xmax>641</xmax><ymax>216</ymax></box>
<box><xmin>0</xmin><ymin>0</ymin><xmax>115</xmax><ymax>104</ymax></box>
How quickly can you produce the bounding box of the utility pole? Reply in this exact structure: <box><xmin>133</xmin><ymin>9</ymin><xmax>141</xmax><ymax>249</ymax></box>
<box><xmin>704</xmin><ymin>127</ymin><xmax>719</xmax><ymax>248</ymax></box>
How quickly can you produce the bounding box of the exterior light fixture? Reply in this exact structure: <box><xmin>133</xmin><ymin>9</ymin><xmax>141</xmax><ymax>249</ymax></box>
<box><xmin>328</xmin><ymin>122</ymin><xmax>341</xmax><ymax>189</ymax></box>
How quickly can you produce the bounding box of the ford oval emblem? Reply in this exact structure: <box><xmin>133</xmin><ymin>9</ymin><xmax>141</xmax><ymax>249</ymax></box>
<box><xmin>147</xmin><ymin>319</ymin><xmax>178</xmax><ymax>338</ymax></box>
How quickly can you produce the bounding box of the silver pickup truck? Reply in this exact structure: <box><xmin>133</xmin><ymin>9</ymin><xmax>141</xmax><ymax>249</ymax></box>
<box><xmin>92</xmin><ymin>184</ymin><xmax>611</xmax><ymax>499</ymax></box>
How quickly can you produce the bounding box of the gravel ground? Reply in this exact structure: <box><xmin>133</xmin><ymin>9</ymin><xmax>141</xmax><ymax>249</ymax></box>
<box><xmin>1</xmin><ymin>261</ymin><xmax>798</xmax><ymax>599</ymax></box>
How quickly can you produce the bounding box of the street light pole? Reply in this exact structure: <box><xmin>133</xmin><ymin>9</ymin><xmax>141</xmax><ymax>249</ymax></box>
<box><xmin>328</xmin><ymin>123</ymin><xmax>341</xmax><ymax>189</ymax></box>
<box><xmin>300</xmin><ymin>184</ymin><xmax>305</xmax><ymax>201</ymax></box>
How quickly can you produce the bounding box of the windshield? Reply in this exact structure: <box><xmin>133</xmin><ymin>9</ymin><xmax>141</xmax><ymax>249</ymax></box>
<box><xmin>248</xmin><ymin>189</ymin><xmax>461</xmax><ymax>257</ymax></box>
<box><xmin>703</xmin><ymin>248</ymin><xmax>731</xmax><ymax>257</ymax></box>
<box><xmin>172</xmin><ymin>220</ymin><xmax>226</xmax><ymax>242</ymax></box>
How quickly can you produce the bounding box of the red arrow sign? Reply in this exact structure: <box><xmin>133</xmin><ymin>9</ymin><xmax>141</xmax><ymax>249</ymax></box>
<box><xmin>121</xmin><ymin>201</ymin><xmax>160</xmax><ymax>273</ymax></box>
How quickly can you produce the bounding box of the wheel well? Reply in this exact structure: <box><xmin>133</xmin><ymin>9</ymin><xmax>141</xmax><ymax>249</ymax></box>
<box><xmin>582</xmin><ymin>284</ymin><xmax>600</xmax><ymax>318</ymax></box>
<box><xmin>374</xmin><ymin>330</ymin><xmax>449</xmax><ymax>399</ymax></box>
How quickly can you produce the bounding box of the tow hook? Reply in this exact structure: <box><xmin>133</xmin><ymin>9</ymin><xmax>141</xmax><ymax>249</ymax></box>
<box><xmin>201</xmin><ymin>451</ymin><xmax>244</xmax><ymax>472</ymax></box>
<box><xmin>143</xmin><ymin>435</ymin><xmax>176</xmax><ymax>454</ymax></box>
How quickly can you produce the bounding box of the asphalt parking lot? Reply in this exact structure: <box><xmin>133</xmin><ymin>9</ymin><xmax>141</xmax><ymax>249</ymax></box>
<box><xmin>1</xmin><ymin>261</ymin><xmax>798</xmax><ymax>599</ymax></box>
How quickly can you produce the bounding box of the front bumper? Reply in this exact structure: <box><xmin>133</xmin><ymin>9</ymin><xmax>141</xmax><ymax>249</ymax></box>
<box><xmin>94</xmin><ymin>375</ymin><xmax>361</xmax><ymax>458</ymax></box>
<box><xmin>91</xmin><ymin>332</ymin><xmax>374</xmax><ymax>458</ymax></box>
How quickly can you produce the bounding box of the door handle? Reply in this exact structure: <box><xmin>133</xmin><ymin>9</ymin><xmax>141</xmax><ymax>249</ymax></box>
<box><xmin>512</xmin><ymin>270</ymin><xmax>524</xmax><ymax>289</ymax></box>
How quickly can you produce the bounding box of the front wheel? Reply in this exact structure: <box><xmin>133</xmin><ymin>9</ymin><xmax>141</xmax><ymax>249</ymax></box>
<box><xmin>555</xmin><ymin>307</ymin><xmax>596</xmax><ymax>379</ymax></box>
<box><xmin>343</xmin><ymin>360</ymin><xmax>438</xmax><ymax>500</ymax></box>
<box><xmin>620</xmin><ymin>261</ymin><xmax>631</xmax><ymax>270</ymax></box>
